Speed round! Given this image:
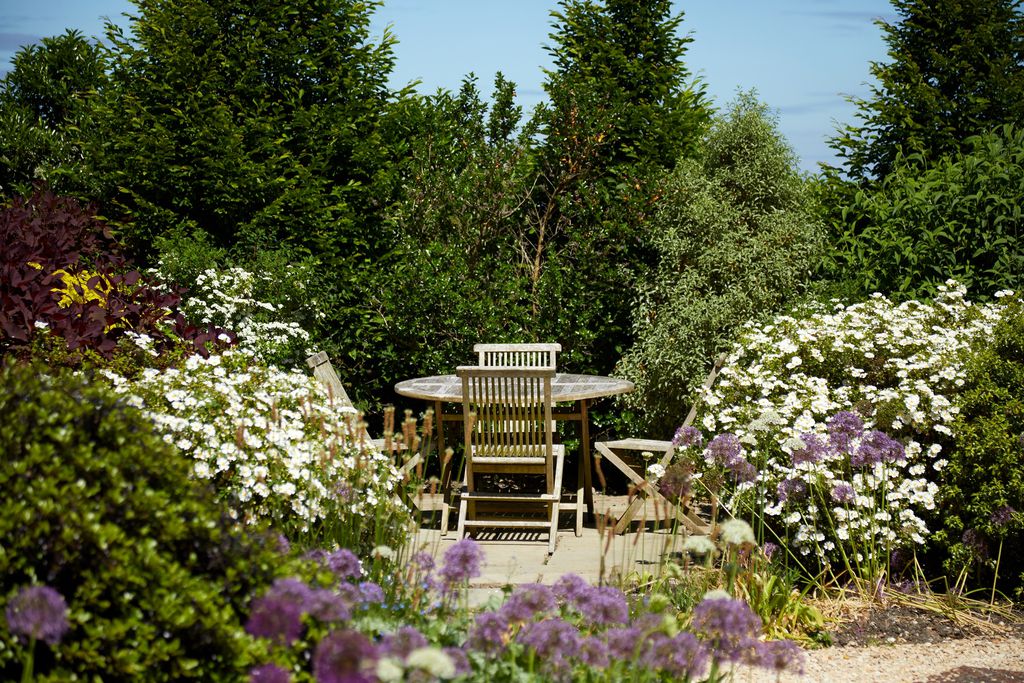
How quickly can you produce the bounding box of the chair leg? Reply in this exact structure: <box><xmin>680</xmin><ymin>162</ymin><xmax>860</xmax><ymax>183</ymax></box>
<box><xmin>456</xmin><ymin>494</ymin><xmax>469</xmax><ymax>541</ymax></box>
<box><xmin>440</xmin><ymin>501</ymin><xmax>450</xmax><ymax>537</ymax></box>
<box><xmin>548</xmin><ymin>500</ymin><xmax>560</xmax><ymax>554</ymax></box>
<box><xmin>575</xmin><ymin>482</ymin><xmax>584</xmax><ymax>536</ymax></box>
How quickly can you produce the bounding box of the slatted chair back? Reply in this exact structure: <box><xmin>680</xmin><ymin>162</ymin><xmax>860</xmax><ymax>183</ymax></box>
<box><xmin>474</xmin><ymin>343</ymin><xmax>561</xmax><ymax>369</ymax></box>
<box><xmin>457</xmin><ymin>366</ymin><xmax>556</xmax><ymax>485</ymax></box>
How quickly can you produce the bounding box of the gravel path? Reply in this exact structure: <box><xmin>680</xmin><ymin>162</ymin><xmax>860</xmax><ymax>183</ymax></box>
<box><xmin>737</xmin><ymin>635</ymin><xmax>1024</xmax><ymax>682</ymax></box>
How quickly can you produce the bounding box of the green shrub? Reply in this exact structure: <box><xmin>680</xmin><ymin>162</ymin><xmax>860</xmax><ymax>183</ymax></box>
<box><xmin>0</xmin><ymin>363</ymin><xmax>289</xmax><ymax>680</ymax></box>
<box><xmin>822</xmin><ymin>124</ymin><xmax>1024</xmax><ymax>301</ymax></box>
<box><xmin>938</xmin><ymin>298</ymin><xmax>1024</xmax><ymax>597</ymax></box>
<box><xmin>616</xmin><ymin>93</ymin><xmax>825</xmax><ymax>435</ymax></box>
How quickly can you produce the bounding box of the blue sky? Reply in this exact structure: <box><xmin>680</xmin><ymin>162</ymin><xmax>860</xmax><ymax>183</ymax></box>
<box><xmin>1</xmin><ymin>0</ymin><xmax>896</xmax><ymax>172</ymax></box>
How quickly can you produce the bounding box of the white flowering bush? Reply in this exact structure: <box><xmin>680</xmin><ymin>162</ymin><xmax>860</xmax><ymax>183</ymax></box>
<box><xmin>101</xmin><ymin>347</ymin><xmax>407</xmax><ymax>549</ymax></box>
<box><xmin>163</xmin><ymin>265</ymin><xmax>321</xmax><ymax>367</ymax></box>
<box><xmin>688</xmin><ymin>281</ymin><xmax>1014</xmax><ymax>581</ymax></box>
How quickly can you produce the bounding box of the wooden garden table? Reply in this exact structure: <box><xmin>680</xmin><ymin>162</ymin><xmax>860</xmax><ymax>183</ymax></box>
<box><xmin>395</xmin><ymin>373</ymin><xmax>634</xmax><ymax>518</ymax></box>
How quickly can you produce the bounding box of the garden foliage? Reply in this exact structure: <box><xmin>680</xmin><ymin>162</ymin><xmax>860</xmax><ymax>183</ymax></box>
<box><xmin>0</xmin><ymin>190</ymin><xmax>231</xmax><ymax>363</ymax></box>
<box><xmin>0</xmin><ymin>30</ymin><xmax>104</xmax><ymax>196</ymax></box>
<box><xmin>527</xmin><ymin>0</ymin><xmax>711</xmax><ymax>373</ymax></box>
<box><xmin>687</xmin><ymin>282</ymin><xmax>1006</xmax><ymax>581</ymax></box>
<box><xmin>360</xmin><ymin>75</ymin><xmax>537</xmax><ymax>398</ymax></box>
<box><xmin>617</xmin><ymin>94</ymin><xmax>824</xmax><ymax>435</ymax></box>
<box><xmin>0</xmin><ymin>364</ymin><xmax>287</xmax><ymax>680</ymax></box>
<box><xmin>822</xmin><ymin>125</ymin><xmax>1024</xmax><ymax>301</ymax></box>
<box><xmin>827</xmin><ymin>0</ymin><xmax>1024</xmax><ymax>183</ymax></box>
<box><xmin>939</xmin><ymin>299</ymin><xmax>1024</xmax><ymax>596</ymax></box>
<box><xmin>820</xmin><ymin>0</ymin><xmax>1024</xmax><ymax>300</ymax></box>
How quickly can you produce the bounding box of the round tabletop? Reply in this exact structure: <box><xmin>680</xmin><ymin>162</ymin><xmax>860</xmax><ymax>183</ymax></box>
<box><xmin>395</xmin><ymin>373</ymin><xmax>634</xmax><ymax>403</ymax></box>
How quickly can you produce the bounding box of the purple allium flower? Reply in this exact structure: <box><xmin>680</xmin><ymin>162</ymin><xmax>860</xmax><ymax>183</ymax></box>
<box><xmin>792</xmin><ymin>433</ymin><xmax>828</xmax><ymax>465</ymax></box>
<box><xmin>962</xmin><ymin>528</ymin><xmax>989</xmax><ymax>559</ymax></box>
<box><xmin>246</xmin><ymin>595</ymin><xmax>304</xmax><ymax>645</ymax></box>
<box><xmin>827</xmin><ymin>411</ymin><xmax>864</xmax><ymax>453</ymax></box>
<box><xmin>673</xmin><ymin>425</ymin><xmax>703</xmax><ymax>449</ymax></box>
<box><xmin>729</xmin><ymin>458</ymin><xmax>758</xmax><ymax>484</ymax></box>
<box><xmin>380</xmin><ymin>626</ymin><xmax>428</xmax><ymax>659</ymax></box>
<box><xmin>604</xmin><ymin>626</ymin><xmax>643</xmax><ymax>660</ymax></box>
<box><xmin>691</xmin><ymin>597</ymin><xmax>762</xmax><ymax>663</ymax></box>
<box><xmin>275</xmin><ymin>534</ymin><xmax>291</xmax><ymax>554</ymax></box>
<box><xmin>706</xmin><ymin>433</ymin><xmax>744</xmax><ymax>468</ymax></box>
<box><xmin>5</xmin><ymin>585</ymin><xmax>69</xmax><ymax>646</ymax></box>
<box><xmin>467</xmin><ymin>611</ymin><xmax>510</xmax><ymax>654</ymax></box>
<box><xmin>411</xmin><ymin>551</ymin><xmax>436</xmax><ymax>574</ymax></box>
<box><xmin>991</xmin><ymin>505</ymin><xmax>1017</xmax><ymax>528</ymax></box>
<box><xmin>762</xmin><ymin>542</ymin><xmax>780</xmax><ymax>562</ymax></box>
<box><xmin>313</xmin><ymin>630</ymin><xmax>378</xmax><ymax>683</ymax></box>
<box><xmin>438</xmin><ymin>539</ymin><xmax>483</xmax><ymax>588</ymax></box>
<box><xmin>516</xmin><ymin>618</ymin><xmax>582</xmax><ymax>666</ymax></box>
<box><xmin>444</xmin><ymin>647</ymin><xmax>472</xmax><ymax>676</ymax></box>
<box><xmin>751</xmin><ymin>639</ymin><xmax>805</xmax><ymax>674</ymax></box>
<box><xmin>308</xmin><ymin>588</ymin><xmax>351</xmax><ymax>623</ymax></box>
<box><xmin>334</xmin><ymin>482</ymin><xmax>354</xmax><ymax>503</ymax></box>
<box><xmin>266</xmin><ymin>578</ymin><xmax>314</xmax><ymax>610</ymax></box>
<box><xmin>658</xmin><ymin>461</ymin><xmax>694</xmax><ymax>502</ymax></box>
<box><xmin>851</xmin><ymin>430</ymin><xmax>904</xmax><ymax>467</ymax></box>
<box><xmin>574</xmin><ymin>586</ymin><xmax>629</xmax><ymax>625</ymax></box>
<box><xmin>890</xmin><ymin>547</ymin><xmax>912</xmax><ymax>575</ymax></box>
<box><xmin>831</xmin><ymin>481</ymin><xmax>856</xmax><ymax>504</ymax></box>
<box><xmin>552</xmin><ymin>573</ymin><xmax>590</xmax><ymax>604</ymax></box>
<box><xmin>356</xmin><ymin>582</ymin><xmax>384</xmax><ymax>606</ymax></box>
<box><xmin>640</xmin><ymin>632</ymin><xmax>709</xmax><ymax>680</ymax></box>
<box><xmin>777</xmin><ymin>477</ymin><xmax>807</xmax><ymax>503</ymax></box>
<box><xmin>250</xmin><ymin>663</ymin><xmax>291</xmax><ymax>683</ymax></box>
<box><xmin>327</xmin><ymin>549</ymin><xmax>363</xmax><ymax>580</ymax></box>
<box><xmin>500</xmin><ymin>583</ymin><xmax>556</xmax><ymax>622</ymax></box>
<box><xmin>304</xmin><ymin>549</ymin><xmax>329</xmax><ymax>564</ymax></box>
<box><xmin>577</xmin><ymin>635</ymin><xmax>610</xmax><ymax>668</ymax></box>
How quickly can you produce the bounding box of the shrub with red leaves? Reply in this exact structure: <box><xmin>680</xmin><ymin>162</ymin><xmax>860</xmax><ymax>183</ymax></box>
<box><xmin>0</xmin><ymin>189</ymin><xmax>234</xmax><ymax>361</ymax></box>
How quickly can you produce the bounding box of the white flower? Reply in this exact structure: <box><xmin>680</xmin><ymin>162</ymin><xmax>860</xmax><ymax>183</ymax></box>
<box><xmin>405</xmin><ymin>648</ymin><xmax>456</xmax><ymax>679</ymax></box>
<box><xmin>718</xmin><ymin>518</ymin><xmax>756</xmax><ymax>546</ymax></box>
<box><xmin>372</xmin><ymin>545</ymin><xmax>397</xmax><ymax>561</ymax></box>
<box><xmin>376</xmin><ymin>658</ymin><xmax>404</xmax><ymax>683</ymax></box>
<box><xmin>682</xmin><ymin>535</ymin><xmax>717</xmax><ymax>556</ymax></box>
<box><xmin>647</xmin><ymin>463</ymin><xmax>666</xmax><ymax>481</ymax></box>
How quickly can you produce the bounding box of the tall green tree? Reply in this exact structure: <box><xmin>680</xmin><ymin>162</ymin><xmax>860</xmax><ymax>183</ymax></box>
<box><xmin>0</xmin><ymin>30</ymin><xmax>105</xmax><ymax>196</ymax></box>
<box><xmin>529</xmin><ymin>0</ymin><xmax>711</xmax><ymax>372</ymax></box>
<box><xmin>91</xmin><ymin>0</ymin><xmax>398</xmax><ymax>262</ymax></box>
<box><xmin>354</xmin><ymin>74</ymin><xmax>538</xmax><ymax>404</ymax></box>
<box><xmin>828</xmin><ymin>0</ymin><xmax>1024</xmax><ymax>183</ymax></box>
<box><xmin>820</xmin><ymin>0</ymin><xmax>1024</xmax><ymax>299</ymax></box>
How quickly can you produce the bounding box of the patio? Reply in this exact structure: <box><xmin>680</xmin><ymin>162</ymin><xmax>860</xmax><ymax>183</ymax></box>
<box><xmin>409</xmin><ymin>492</ymin><xmax>690</xmax><ymax>604</ymax></box>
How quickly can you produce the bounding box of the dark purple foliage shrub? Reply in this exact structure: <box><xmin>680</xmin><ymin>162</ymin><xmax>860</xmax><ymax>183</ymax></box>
<box><xmin>0</xmin><ymin>189</ymin><xmax>234</xmax><ymax>362</ymax></box>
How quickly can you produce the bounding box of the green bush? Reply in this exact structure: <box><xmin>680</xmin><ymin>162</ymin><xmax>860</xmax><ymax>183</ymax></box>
<box><xmin>822</xmin><ymin>125</ymin><xmax>1024</xmax><ymax>301</ymax></box>
<box><xmin>0</xmin><ymin>363</ymin><xmax>288</xmax><ymax>680</ymax></box>
<box><xmin>938</xmin><ymin>299</ymin><xmax>1024</xmax><ymax>597</ymax></box>
<box><xmin>616</xmin><ymin>93</ymin><xmax>825</xmax><ymax>435</ymax></box>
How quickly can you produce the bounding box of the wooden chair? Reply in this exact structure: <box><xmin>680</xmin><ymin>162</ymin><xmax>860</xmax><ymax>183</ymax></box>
<box><xmin>474</xmin><ymin>343</ymin><xmax>561</xmax><ymax>369</ymax></box>
<box><xmin>455</xmin><ymin>366</ymin><xmax>575</xmax><ymax>554</ymax></box>
<box><xmin>306</xmin><ymin>352</ymin><xmax>422</xmax><ymax>494</ymax></box>
<box><xmin>594</xmin><ymin>353</ymin><xmax>726</xmax><ymax>535</ymax></box>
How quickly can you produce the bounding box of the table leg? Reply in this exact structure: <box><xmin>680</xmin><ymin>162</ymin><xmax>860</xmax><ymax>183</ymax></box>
<box><xmin>434</xmin><ymin>399</ymin><xmax>451</xmax><ymax>536</ymax></box>
<box><xmin>580</xmin><ymin>398</ymin><xmax>594</xmax><ymax>517</ymax></box>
